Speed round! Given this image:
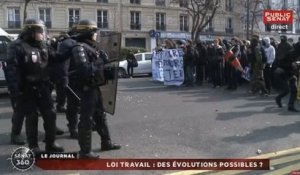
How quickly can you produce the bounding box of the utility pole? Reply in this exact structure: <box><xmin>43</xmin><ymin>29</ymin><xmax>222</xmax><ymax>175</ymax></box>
<box><xmin>246</xmin><ymin>0</ymin><xmax>250</xmax><ymax>40</ymax></box>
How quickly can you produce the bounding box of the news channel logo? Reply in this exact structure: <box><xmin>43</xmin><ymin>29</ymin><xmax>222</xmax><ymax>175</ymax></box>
<box><xmin>8</xmin><ymin>147</ymin><xmax>35</xmax><ymax>172</ymax></box>
<box><xmin>263</xmin><ymin>10</ymin><xmax>293</xmax><ymax>32</ymax></box>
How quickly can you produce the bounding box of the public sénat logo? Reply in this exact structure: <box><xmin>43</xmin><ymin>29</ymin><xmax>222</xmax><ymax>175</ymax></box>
<box><xmin>263</xmin><ymin>10</ymin><xmax>293</xmax><ymax>31</ymax></box>
<box><xmin>9</xmin><ymin>147</ymin><xmax>35</xmax><ymax>172</ymax></box>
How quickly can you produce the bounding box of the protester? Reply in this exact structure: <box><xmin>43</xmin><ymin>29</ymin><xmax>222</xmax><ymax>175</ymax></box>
<box><xmin>262</xmin><ymin>37</ymin><xmax>276</xmax><ymax>94</ymax></box>
<box><xmin>275</xmin><ymin>42</ymin><xmax>300</xmax><ymax>112</ymax></box>
<box><xmin>248</xmin><ymin>34</ymin><xmax>268</xmax><ymax>96</ymax></box>
<box><xmin>210</xmin><ymin>38</ymin><xmax>224</xmax><ymax>88</ymax></box>
<box><xmin>126</xmin><ymin>50</ymin><xmax>136</xmax><ymax>78</ymax></box>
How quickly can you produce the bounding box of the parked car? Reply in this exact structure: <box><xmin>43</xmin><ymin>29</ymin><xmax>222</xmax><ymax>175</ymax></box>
<box><xmin>118</xmin><ymin>52</ymin><xmax>153</xmax><ymax>78</ymax></box>
<box><xmin>0</xmin><ymin>28</ymin><xmax>15</xmax><ymax>87</ymax></box>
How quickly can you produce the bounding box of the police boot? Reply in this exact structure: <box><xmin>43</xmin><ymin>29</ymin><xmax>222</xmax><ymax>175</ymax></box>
<box><xmin>78</xmin><ymin>129</ymin><xmax>100</xmax><ymax>159</ymax></box>
<box><xmin>96</xmin><ymin>113</ymin><xmax>121</xmax><ymax>151</ymax></box>
<box><xmin>67</xmin><ymin>123</ymin><xmax>78</xmax><ymax>139</ymax></box>
<box><xmin>25</xmin><ymin>115</ymin><xmax>39</xmax><ymax>151</ymax></box>
<box><xmin>11</xmin><ymin>134</ymin><xmax>25</xmax><ymax>145</ymax></box>
<box><xmin>44</xmin><ymin>112</ymin><xmax>64</xmax><ymax>153</ymax></box>
<box><xmin>11</xmin><ymin>112</ymin><xmax>26</xmax><ymax>145</ymax></box>
<box><xmin>101</xmin><ymin>141</ymin><xmax>121</xmax><ymax>151</ymax></box>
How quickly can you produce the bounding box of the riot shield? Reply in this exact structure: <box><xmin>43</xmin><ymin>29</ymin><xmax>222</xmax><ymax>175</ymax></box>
<box><xmin>97</xmin><ymin>32</ymin><xmax>121</xmax><ymax>115</ymax></box>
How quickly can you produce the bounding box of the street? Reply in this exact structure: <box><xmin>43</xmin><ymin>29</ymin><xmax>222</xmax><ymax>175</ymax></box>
<box><xmin>0</xmin><ymin>77</ymin><xmax>299</xmax><ymax>175</ymax></box>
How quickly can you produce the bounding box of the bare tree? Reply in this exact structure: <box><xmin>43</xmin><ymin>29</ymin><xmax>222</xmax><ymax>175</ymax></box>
<box><xmin>239</xmin><ymin>0</ymin><xmax>264</xmax><ymax>38</ymax></box>
<box><xmin>170</xmin><ymin>0</ymin><xmax>221</xmax><ymax>42</ymax></box>
<box><xmin>23</xmin><ymin>0</ymin><xmax>32</xmax><ymax>22</ymax></box>
<box><xmin>250</xmin><ymin>0</ymin><xmax>263</xmax><ymax>36</ymax></box>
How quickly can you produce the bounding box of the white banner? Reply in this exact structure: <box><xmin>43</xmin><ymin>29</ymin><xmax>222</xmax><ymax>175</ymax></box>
<box><xmin>152</xmin><ymin>49</ymin><xmax>184</xmax><ymax>86</ymax></box>
<box><xmin>152</xmin><ymin>51</ymin><xmax>165</xmax><ymax>82</ymax></box>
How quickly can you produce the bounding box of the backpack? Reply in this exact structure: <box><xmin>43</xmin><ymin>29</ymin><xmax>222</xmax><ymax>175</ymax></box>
<box><xmin>132</xmin><ymin>57</ymin><xmax>138</xmax><ymax>67</ymax></box>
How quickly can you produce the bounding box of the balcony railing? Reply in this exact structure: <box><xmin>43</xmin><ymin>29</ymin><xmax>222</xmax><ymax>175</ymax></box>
<box><xmin>8</xmin><ymin>21</ymin><xmax>21</xmax><ymax>28</ymax></box>
<box><xmin>180</xmin><ymin>25</ymin><xmax>189</xmax><ymax>32</ymax></box>
<box><xmin>98</xmin><ymin>22</ymin><xmax>108</xmax><ymax>29</ymax></box>
<box><xmin>156</xmin><ymin>24</ymin><xmax>166</xmax><ymax>31</ymax></box>
<box><xmin>225</xmin><ymin>28</ymin><xmax>233</xmax><ymax>34</ymax></box>
<box><xmin>130</xmin><ymin>23</ymin><xmax>141</xmax><ymax>30</ymax></box>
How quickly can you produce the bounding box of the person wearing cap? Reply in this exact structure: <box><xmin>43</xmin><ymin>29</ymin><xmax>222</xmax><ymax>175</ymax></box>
<box><xmin>7</xmin><ymin>18</ymin><xmax>64</xmax><ymax>153</ymax></box>
<box><xmin>69</xmin><ymin>19</ymin><xmax>120</xmax><ymax>159</ymax></box>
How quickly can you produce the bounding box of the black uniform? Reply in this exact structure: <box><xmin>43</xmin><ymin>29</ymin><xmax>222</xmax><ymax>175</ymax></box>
<box><xmin>275</xmin><ymin>43</ymin><xmax>300</xmax><ymax>112</ymax></box>
<box><xmin>48</xmin><ymin>38</ymin><xmax>68</xmax><ymax>113</ymax></box>
<box><xmin>195</xmin><ymin>42</ymin><xmax>207</xmax><ymax>85</ymax></box>
<box><xmin>69</xmin><ymin>19</ymin><xmax>120</xmax><ymax>159</ymax></box>
<box><xmin>11</xmin><ymin>19</ymin><xmax>64</xmax><ymax>153</ymax></box>
<box><xmin>56</xmin><ymin>35</ymin><xmax>79</xmax><ymax>138</ymax></box>
<box><xmin>4</xmin><ymin>39</ymin><xmax>26</xmax><ymax>145</ymax></box>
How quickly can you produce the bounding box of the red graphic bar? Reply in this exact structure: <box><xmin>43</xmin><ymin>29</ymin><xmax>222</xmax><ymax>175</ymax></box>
<box><xmin>35</xmin><ymin>159</ymin><xmax>270</xmax><ymax>170</ymax></box>
<box><xmin>263</xmin><ymin>10</ymin><xmax>293</xmax><ymax>24</ymax></box>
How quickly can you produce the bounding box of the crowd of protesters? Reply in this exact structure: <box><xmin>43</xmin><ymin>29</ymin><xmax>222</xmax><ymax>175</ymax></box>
<box><xmin>157</xmin><ymin>34</ymin><xmax>300</xmax><ymax>112</ymax></box>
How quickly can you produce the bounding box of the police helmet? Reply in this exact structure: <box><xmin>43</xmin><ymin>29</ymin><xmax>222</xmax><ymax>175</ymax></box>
<box><xmin>23</xmin><ymin>19</ymin><xmax>45</xmax><ymax>33</ymax></box>
<box><xmin>73</xmin><ymin>19</ymin><xmax>99</xmax><ymax>40</ymax></box>
<box><xmin>74</xmin><ymin>19</ymin><xmax>98</xmax><ymax>34</ymax></box>
<box><xmin>21</xmin><ymin>19</ymin><xmax>47</xmax><ymax>41</ymax></box>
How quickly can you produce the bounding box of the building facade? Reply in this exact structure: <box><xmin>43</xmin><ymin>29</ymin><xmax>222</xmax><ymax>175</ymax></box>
<box><xmin>0</xmin><ymin>0</ymin><xmax>245</xmax><ymax>51</ymax></box>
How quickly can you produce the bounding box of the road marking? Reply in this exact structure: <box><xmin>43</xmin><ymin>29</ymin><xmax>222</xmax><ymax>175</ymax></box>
<box><xmin>165</xmin><ymin>147</ymin><xmax>300</xmax><ymax>175</ymax></box>
<box><xmin>119</xmin><ymin>86</ymin><xmax>166</xmax><ymax>91</ymax></box>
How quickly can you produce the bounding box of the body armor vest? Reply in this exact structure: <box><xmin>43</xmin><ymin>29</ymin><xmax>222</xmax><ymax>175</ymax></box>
<box><xmin>20</xmin><ymin>42</ymin><xmax>48</xmax><ymax>82</ymax></box>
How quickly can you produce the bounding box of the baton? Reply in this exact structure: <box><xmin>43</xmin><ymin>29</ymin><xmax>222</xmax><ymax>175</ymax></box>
<box><xmin>66</xmin><ymin>85</ymin><xmax>81</xmax><ymax>101</ymax></box>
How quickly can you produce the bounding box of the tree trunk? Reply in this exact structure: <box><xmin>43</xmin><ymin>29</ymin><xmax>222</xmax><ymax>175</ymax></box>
<box><xmin>23</xmin><ymin>0</ymin><xmax>31</xmax><ymax>23</ymax></box>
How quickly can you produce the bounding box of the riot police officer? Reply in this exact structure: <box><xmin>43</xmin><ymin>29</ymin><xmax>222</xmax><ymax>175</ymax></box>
<box><xmin>69</xmin><ymin>19</ymin><xmax>120</xmax><ymax>158</ymax></box>
<box><xmin>4</xmin><ymin>38</ymin><xmax>26</xmax><ymax>145</ymax></box>
<box><xmin>10</xmin><ymin>19</ymin><xmax>64</xmax><ymax>153</ymax></box>
<box><xmin>56</xmin><ymin>28</ymin><xmax>79</xmax><ymax>139</ymax></box>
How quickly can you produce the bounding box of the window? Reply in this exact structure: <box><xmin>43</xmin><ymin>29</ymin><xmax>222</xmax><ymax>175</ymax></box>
<box><xmin>156</xmin><ymin>0</ymin><xmax>165</xmax><ymax>6</ymax></box>
<box><xmin>204</xmin><ymin>16</ymin><xmax>214</xmax><ymax>32</ymax></box>
<box><xmin>69</xmin><ymin>0</ymin><xmax>80</xmax><ymax>1</ymax></box>
<box><xmin>130</xmin><ymin>0</ymin><xmax>140</xmax><ymax>4</ymax></box>
<box><xmin>97</xmin><ymin>0</ymin><xmax>108</xmax><ymax>2</ymax></box>
<box><xmin>145</xmin><ymin>54</ymin><xmax>152</xmax><ymax>61</ymax></box>
<box><xmin>156</xmin><ymin>13</ymin><xmax>166</xmax><ymax>31</ymax></box>
<box><xmin>7</xmin><ymin>7</ymin><xmax>21</xmax><ymax>28</ymax></box>
<box><xmin>225</xmin><ymin>0</ymin><xmax>233</xmax><ymax>11</ymax></box>
<box><xmin>135</xmin><ymin>54</ymin><xmax>142</xmax><ymax>61</ymax></box>
<box><xmin>97</xmin><ymin>10</ymin><xmax>108</xmax><ymax>29</ymax></box>
<box><xmin>179</xmin><ymin>0</ymin><xmax>188</xmax><ymax>7</ymax></box>
<box><xmin>125</xmin><ymin>38</ymin><xmax>146</xmax><ymax>48</ymax></box>
<box><xmin>179</xmin><ymin>15</ymin><xmax>189</xmax><ymax>32</ymax></box>
<box><xmin>226</xmin><ymin>18</ymin><xmax>233</xmax><ymax>34</ymax></box>
<box><xmin>69</xmin><ymin>9</ymin><xmax>80</xmax><ymax>28</ymax></box>
<box><xmin>130</xmin><ymin>11</ymin><xmax>141</xmax><ymax>30</ymax></box>
<box><xmin>227</xmin><ymin>18</ymin><xmax>232</xmax><ymax>28</ymax></box>
<box><xmin>39</xmin><ymin>8</ymin><xmax>51</xmax><ymax>28</ymax></box>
